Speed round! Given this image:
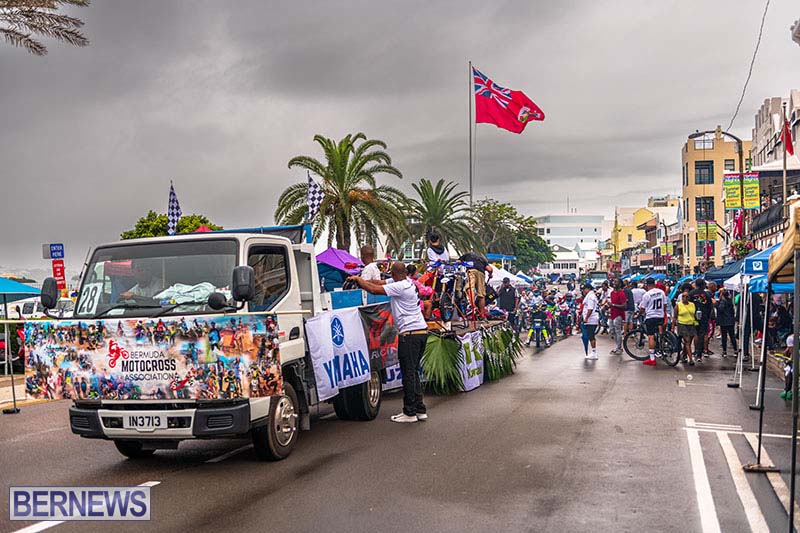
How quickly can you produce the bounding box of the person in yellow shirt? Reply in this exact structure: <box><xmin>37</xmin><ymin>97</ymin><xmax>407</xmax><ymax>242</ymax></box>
<box><xmin>673</xmin><ymin>288</ymin><xmax>698</xmax><ymax>366</ymax></box>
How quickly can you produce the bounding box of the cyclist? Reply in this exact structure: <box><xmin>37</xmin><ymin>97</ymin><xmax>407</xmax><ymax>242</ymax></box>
<box><xmin>639</xmin><ymin>277</ymin><xmax>667</xmax><ymax>366</ymax></box>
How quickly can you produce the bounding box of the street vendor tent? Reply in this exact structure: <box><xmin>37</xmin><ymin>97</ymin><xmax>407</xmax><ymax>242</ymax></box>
<box><xmin>723</xmin><ymin>272</ymin><xmax>746</xmax><ymax>292</ymax></box>
<box><xmin>488</xmin><ymin>267</ymin><xmax>530</xmax><ymax>289</ymax></box>
<box><xmin>316</xmin><ymin>248</ymin><xmax>362</xmax><ymax>291</ymax></box>
<box><xmin>748</xmin><ymin>274</ymin><xmax>793</xmax><ymax>294</ymax></box>
<box><xmin>704</xmin><ymin>255</ymin><xmax>750</xmax><ymax>282</ymax></box>
<box><xmin>515</xmin><ymin>272</ymin><xmax>533</xmax><ymax>283</ymax></box>
<box><xmin>743</xmin><ymin>242</ymin><xmax>781</xmax><ymax>276</ymax></box>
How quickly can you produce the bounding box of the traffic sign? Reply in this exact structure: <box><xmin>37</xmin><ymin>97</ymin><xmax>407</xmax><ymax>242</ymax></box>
<box><xmin>49</xmin><ymin>243</ymin><xmax>64</xmax><ymax>259</ymax></box>
<box><xmin>51</xmin><ymin>259</ymin><xmax>66</xmax><ymax>290</ymax></box>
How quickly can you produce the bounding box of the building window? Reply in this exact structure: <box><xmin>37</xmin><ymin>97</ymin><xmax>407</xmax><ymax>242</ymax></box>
<box><xmin>627</xmin><ymin>234</ymin><xmax>632</xmax><ymax>243</ymax></box>
<box><xmin>695</xmin><ymin>196</ymin><xmax>715</xmax><ymax>221</ymax></box>
<box><xmin>537</xmin><ymin>228</ymin><xmax>544</xmax><ymax>235</ymax></box>
<box><xmin>547</xmin><ymin>239</ymin><xmax>550</xmax><ymax>244</ymax></box>
<box><xmin>724</xmin><ymin>159</ymin><xmax>735</xmax><ymax>171</ymax></box>
<box><xmin>694</xmin><ymin>138</ymin><xmax>713</xmax><ymax>150</ymax></box>
<box><xmin>695</xmin><ymin>161</ymin><xmax>714</xmax><ymax>184</ymax></box>
<box><xmin>696</xmin><ymin>239</ymin><xmax>715</xmax><ymax>257</ymax></box>
<box><xmin>546</xmin><ymin>228</ymin><xmax>550</xmax><ymax>234</ymax></box>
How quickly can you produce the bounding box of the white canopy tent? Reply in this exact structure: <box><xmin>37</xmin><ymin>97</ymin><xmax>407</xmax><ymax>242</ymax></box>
<box><xmin>487</xmin><ymin>266</ymin><xmax>530</xmax><ymax>289</ymax></box>
<box><xmin>723</xmin><ymin>273</ymin><xmax>748</xmax><ymax>292</ymax></box>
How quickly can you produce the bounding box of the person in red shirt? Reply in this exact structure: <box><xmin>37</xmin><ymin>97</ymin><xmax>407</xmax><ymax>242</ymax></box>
<box><xmin>609</xmin><ymin>279</ymin><xmax>627</xmax><ymax>355</ymax></box>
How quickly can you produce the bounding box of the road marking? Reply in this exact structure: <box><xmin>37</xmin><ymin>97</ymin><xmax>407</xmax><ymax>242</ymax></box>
<box><xmin>743</xmin><ymin>432</ymin><xmax>800</xmax><ymax>530</ymax></box>
<box><xmin>683</xmin><ymin>428</ymin><xmax>795</xmax><ymax>440</ymax></box>
<box><xmin>205</xmin><ymin>444</ymin><xmax>252</xmax><ymax>463</ymax></box>
<box><xmin>685</xmin><ymin>418</ymin><xmax>721</xmax><ymax>533</ymax></box>
<box><xmin>695</xmin><ymin>422</ymin><xmax>742</xmax><ymax>431</ymax></box>
<box><xmin>716</xmin><ymin>431</ymin><xmax>769</xmax><ymax>532</ymax></box>
<box><xmin>12</xmin><ymin>481</ymin><xmax>161</xmax><ymax>533</ymax></box>
<box><xmin>2</xmin><ymin>426</ymin><xmax>68</xmax><ymax>444</ymax></box>
<box><xmin>678</xmin><ymin>380</ymin><xmax>686</xmax><ymax>387</ymax></box>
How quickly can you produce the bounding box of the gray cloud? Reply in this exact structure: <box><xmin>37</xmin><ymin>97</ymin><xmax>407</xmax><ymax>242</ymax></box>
<box><xmin>1</xmin><ymin>0</ymin><xmax>798</xmax><ymax>277</ymax></box>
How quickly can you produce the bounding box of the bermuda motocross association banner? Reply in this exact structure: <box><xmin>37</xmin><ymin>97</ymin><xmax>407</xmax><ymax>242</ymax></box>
<box><xmin>458</xmin><ymin>331</ymin><xmax>484</xmax><ymax>392</ymax></box>
<box><xmin>24</xmin><ymin>315</ymin><xmax>283</xmax><ymax>401</ymax></box>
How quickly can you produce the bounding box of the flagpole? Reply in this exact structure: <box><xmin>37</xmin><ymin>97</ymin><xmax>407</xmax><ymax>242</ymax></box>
<box><xmin>468</xmin><ymin>60</ymin><xmax>474</xmax><ymax>206</ymax></box>
<box><xmin>783</xmin><ymin>102</ymin><xmax>788</xmax><ymax>207</ymax></box>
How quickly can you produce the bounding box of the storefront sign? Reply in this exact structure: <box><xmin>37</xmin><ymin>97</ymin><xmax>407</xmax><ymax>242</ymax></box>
<box><xmin>743</xmin><ymin>172</ymin><xmax>760</xmax><ymax>210</ymax></box>
<box><xmin>25</xmin><ymin>314</ymin><xmax>282</xmax><ymax>401</ymax></box>
<box><xmin>306</xmin><ymin>308</ymin><xmax>371</xmax><ymax>401</ymax></box>
<box><xmin>723</xmin><ymin>174</ymin><xmax>742</xmax><ymax>210</ymax></box>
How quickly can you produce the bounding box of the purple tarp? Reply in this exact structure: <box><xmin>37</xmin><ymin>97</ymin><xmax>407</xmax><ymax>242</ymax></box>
<box><xmin>316</xmin><ymin>248</ymin><xmax>362</xmax><ymax>275</ymax></box>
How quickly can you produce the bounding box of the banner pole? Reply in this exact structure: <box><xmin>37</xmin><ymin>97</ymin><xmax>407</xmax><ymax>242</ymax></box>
<box><xmin>468</xmin><ymin>60</ymin><xmax>474</xmax><ymax>206</ymax></box>
<box><xmin>783</xmin><ymin>102</ymin><xmax>788</xmax><ymax>207</ymax></box>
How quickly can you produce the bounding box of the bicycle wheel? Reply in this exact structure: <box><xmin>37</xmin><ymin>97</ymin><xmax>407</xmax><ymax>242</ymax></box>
<box><xmin>660</xmin><ymin>331</ymin><xmax>681</xmax><ymax>367</ymax></box>
<box><xmin>623</xmin><ymin>328</ymin><xmax>649</xmax><ymax>361</ymax></box>
<box><xmin>439</xmin><ymin>292</ymin><xmax>454</xmax><ymax>322</ymax></box>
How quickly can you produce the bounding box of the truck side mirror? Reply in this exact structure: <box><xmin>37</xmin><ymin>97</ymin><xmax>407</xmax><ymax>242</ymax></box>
<box><xmin>41</xmin><ymin>277</ymin><xmax>59</xmax><ymax>310</ymax></box>
<box><xmin>232</xmin><ymin>266</ymin><xmax>255</xmax><ymax>302</ymax></box>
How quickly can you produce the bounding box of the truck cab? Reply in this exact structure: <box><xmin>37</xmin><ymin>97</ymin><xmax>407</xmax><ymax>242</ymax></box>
<box><xmin>36</xmin><ymin>226</ymin><xmax>383</xmax><ymax>460</ymax></box>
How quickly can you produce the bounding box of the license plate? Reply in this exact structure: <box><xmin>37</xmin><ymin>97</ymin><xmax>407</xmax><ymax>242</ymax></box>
<box><xmin>123</xmin><ymin>414</ymin><xmax>166</xmax><ymax>431</ymax></box>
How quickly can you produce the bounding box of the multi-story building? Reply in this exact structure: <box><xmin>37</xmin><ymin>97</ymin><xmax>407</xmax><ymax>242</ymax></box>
<box><xmin>538</xmin><ymin>244</ymin><xmax>580</xmax><ymax>278</ymax></box>
<box><xmin>680</xmin><ymin>128</ymin><xmax>752</xmax><ymax>273</ymax></box>
<box><xmin>612</xmin><ymin>207</ymin><xmax>653</xmax><ymax>255</ymax></box>
<box><xmin>533</xmin><ymin>214</ymin><xmax>608</xmax><ymax>249</ymax></box>
<box><xmin>647</xmin><ymin>195</ymin><xmax>681</xmax><ymax>208</ymax></box>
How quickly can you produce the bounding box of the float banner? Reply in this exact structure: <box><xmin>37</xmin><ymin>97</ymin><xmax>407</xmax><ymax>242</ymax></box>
<box><xmin>743</xmin><ymin>172</ymin><xmax>760</xmax><ymax>210</ymax></box>
<box><xmin>24</xmin><ymin>314</ymin><xmax>283</xmax><ymax>401</ymax></box>
<box><xmin>458</xmin><ymin>331</ymin><xmax>484</xmax><ymax>392</ymax></box>
<box><xmin>306</xmin><ymin>308</ymin><xmax>371</xmax><ymax>401</ymax></box>
<box><xmin>382</xmin><ymin>363</ymin><xmax>403</xmax><ymax>391</ymax></box>
<box><xmin>358</xmin><ymin>303</ymin><xmax>398</xmax><ymax>369</ymax></box>
<box><xmin>723</xmin><ymin>174</ymin><xmax>742</xmax><ymax>210</ymax></box>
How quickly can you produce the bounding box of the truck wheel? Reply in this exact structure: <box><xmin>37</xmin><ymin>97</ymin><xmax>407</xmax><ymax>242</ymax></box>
<box><xmin>252</xmin><ymin>382</ymin><xmax>299</xmax><ymax>461</ymax></box>
<box><xmin>349</xmin><ymin>371</ymin><xmax>383</xmax><ymax>421</ymax></box>
<box><xmin>114</xmin><ymin>440</ymin><xmax>155</xmax><ymax>459</ymax></box>
<box><xmin>332</xmin><ymin>389</ymin><xmax>354</xmax><ymax>420</ymax></box>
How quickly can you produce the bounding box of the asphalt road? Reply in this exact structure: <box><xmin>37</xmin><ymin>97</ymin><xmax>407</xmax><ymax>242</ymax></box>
<box><xmin>2</xmin><ymin>332</ymin><xmax>799</xmax><ymax>532</ymax></box>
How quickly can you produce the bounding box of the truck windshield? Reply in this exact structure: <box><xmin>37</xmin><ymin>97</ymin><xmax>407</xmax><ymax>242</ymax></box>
<box><xmin>74</xmin><ymin>239</ymin><xmax>238</xmax><ymax>318</ymax></box>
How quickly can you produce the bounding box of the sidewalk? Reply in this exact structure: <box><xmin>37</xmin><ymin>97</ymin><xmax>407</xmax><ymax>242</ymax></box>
<box><xmin>0</xmin><ymin>373</ymin><xmax>26</xmax><ymax>406</ymax></box>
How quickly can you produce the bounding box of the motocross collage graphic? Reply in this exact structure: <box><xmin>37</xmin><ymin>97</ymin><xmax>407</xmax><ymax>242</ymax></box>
<box><xmin>23</xmin><ymin>314</ymin><xmax>283</xmax><ymax>401</ymax></box>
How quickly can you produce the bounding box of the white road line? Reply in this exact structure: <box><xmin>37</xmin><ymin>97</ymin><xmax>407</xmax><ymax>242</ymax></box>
<box><xmin>205</xmin><ymin>444</ymin><xmax>252</xmax><ymax>463</ymax></box>
<box><xmin>12</xmin><ymin>481</ymin><xmax>161</xmax><ymax>533</ymax></box>
<box><xmin>743</xmin><ymin>433</ymin><xmax>800</xmax><ymax>530</ymax></box>
<box><xmin>694</xmin><ymin>422</ymin><xmax>743</xmax><ymax>431</ymax></box>
<box><xmin>685</xmin><ymin>418</ymin><xmax>721</xmax><ymax>533</ymax></box>
<box><xmin>716</xmin><ymin>431</ymin><xmax>769</xmax><ymax>533</ymax></box>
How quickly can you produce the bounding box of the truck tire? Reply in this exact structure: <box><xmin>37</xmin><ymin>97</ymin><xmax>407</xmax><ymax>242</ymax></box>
<box><xmin>349</xmin><ymin>371</ymin><xmax>383</xmax><ymax>421</ymax></box>
<box><xmin>332</xmin><ymin>389</ymin><xmax>354</xmax><ymax>420</ymax></box>
<box><xmin>114</xmin><ymin>440</ymin><xmax>155</xmax><ymax>459</ymax></box>
<box><xmin>252</xmin><ymin>382</ymin><xmax>299</xmax><ymax>461</ymax></box>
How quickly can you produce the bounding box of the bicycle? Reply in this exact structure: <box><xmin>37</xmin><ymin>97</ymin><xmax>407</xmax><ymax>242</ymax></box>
<box><xmin>432</xmin><ymin>261</ymin><xmax>475</xmax><ymax>329</ymax></box>
<box><xmin>622</xmin><ymin>315</ymin><xmax>681</xmax><ymax>366</ymax></box>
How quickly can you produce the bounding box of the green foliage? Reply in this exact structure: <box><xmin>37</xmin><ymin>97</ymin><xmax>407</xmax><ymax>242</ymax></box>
<box><xmin>402</xmin><ymin>178</ymin><xmax>477</xmax><ymax>256</ymax></box>
<box><xmin>482</xmin><ymin>325</ymin><xmax>523</xmax><ymax>381</ymax></box>
<box><xmin>421</xmin><ymin>332</ymin><xmax>463</xmax><ymax>395</ymax></box>
<box><xmin>120</xmin><ymin>210</ymin><xmax>222</xmax><ymax>239</ymax></box>
<box><xmin>275</xmin><ymin>132</ymin><xmax>407</xmax><ymax>251</ymax></box>
<box><xmin>1</xmin><ymin>0</ymin><xmax>90</xmax><ymax>56</ymax></box>
<box><xmin>469</xmin><ymin>199</ymin><xmax>552</xmax><ymax>270</ymax></box>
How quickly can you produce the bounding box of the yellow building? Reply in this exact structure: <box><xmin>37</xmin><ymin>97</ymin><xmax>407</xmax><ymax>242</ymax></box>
<box><xmin>612</xmin><ymin>206</ymin><xmax>653</xmax><ymax>257</ymax></box>
<box><xmin>680</xmin><ymin>128</ymin><xmax>752</xmax><ymax>272</ymax></box>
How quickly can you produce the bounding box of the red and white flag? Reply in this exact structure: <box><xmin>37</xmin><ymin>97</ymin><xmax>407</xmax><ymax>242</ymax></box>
<box><xmin>473</xmin><ymin>67</ymin><xmax>544</xmax><ymax>134</ymax></box>
<box><xmin>782</xmin><ymin>118</ymin><xmax>794</xmax><ymax>156</ymax></box>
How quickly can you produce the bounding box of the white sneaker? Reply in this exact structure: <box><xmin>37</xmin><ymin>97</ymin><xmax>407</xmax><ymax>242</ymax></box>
<box><xmin>391</xmin><ymin>413</ymin><xmax>418</xmax><ymax>423</ymax></box>
<box><xmin>416</xmin><ymin>413</ymin><xmax>428</xmax><ymax>421</ymax></box>
<box><xmin>588</xmin><ymin>350</ymin><xmax>598</xmax><ymax>360</ymax></box>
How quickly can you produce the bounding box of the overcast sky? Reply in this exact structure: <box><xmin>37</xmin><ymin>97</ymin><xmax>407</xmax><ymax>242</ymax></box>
<box><xmin>1</xmin><ymin>0</ymin><xmax>799</xmax><ymax>273</ymax></box>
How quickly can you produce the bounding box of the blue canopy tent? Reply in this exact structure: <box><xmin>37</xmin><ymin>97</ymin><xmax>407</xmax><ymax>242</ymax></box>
<box><xmin>650</xmin><ymin>273</ymin><xmax>667</xmax><ymax>281</ymax></box>
<box><xmin>515</xmin><ymin>272</ymin><xmax>533</xmax><ymax>284</ymax></box>
<box><xmin>0</xmin><ymin>277</ymin><xmax>40</xmax><ymax>413</ymax></box>
<box><xmin>748</xmin><ymin>274</ymin><xmax>793</xmax><ymax>294</ymax></box>
<box><xmin>743</xmin><ymin>243</ymin><xmax>781</xmax><ymax>276</ymax></box>
<box><xmin>668</xmin><ymin>274</ymin><xmax>696</xmax><ymax>301</ymax></box>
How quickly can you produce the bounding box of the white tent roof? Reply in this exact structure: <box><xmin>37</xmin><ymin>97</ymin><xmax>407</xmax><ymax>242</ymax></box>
<box><xmin>723</xmin><ymin>273</ymin><xmax>749</xmax><ymax>292</ymax></box>
<box><xmin>488</xmin><ymin>266</ymin><xmax>530</xmax><ymax>289</ymax></box>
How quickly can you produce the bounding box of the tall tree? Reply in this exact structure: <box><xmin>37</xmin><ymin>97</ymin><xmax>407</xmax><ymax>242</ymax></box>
<box><xmin>275</xmin><ymin>132</ymin><xmax>407</xmax><ymax>251</ymax></box>
<box><xmin>120</xmin><ymin>211</ymin><xmax>222</xmax><ymax>239</ymax></box>
<box><xmin>404</xmin><ymin>178</ymin><xmax>476</xmax><ymax>254</ymax></box>
<box><xmin>1</xmin><ymin>0</ymin><xmax>90</xmax><ymax>56</ymax></box>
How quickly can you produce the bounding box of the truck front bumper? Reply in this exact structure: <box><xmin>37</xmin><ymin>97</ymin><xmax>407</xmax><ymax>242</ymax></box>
<box><xmin>69</xmin><ymin>400</ymin><xmax>255</xmax><ymax>440</ymax></box>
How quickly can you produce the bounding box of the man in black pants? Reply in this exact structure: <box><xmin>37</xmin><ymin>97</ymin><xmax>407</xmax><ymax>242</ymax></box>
<box><xmin>350</xmin><ymin>261</ymin><xmax>429</xmax><ymax>423</ymax></box>
<box><xmin>689</xmin><ymin>279</ymin><xmax>712</xmax><ymax>361</ymax></box>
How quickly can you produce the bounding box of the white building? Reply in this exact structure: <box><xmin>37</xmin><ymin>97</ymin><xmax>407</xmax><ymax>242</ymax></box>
<box><xmin>534</xmin><ymin>214</ymin><xmax>609</xmax><ymax>249</ymax></box>
<box><xmin>538</xmin><ymin>244</ymin><xmax>580</xmax><ymax>278</ymax></box>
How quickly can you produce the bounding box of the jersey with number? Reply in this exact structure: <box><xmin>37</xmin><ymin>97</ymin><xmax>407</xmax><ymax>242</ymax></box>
<box><xmin>639</xmin><ymin>288</ymin><xmax>666</xmax><ymax>319</ymax></box>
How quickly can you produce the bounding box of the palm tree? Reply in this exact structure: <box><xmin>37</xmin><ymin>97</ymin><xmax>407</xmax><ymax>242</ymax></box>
<box><xmin>275</xmin><ymin>132</ymin><xmax>407</xmax><ymax>251</ymax></box>
<box><xmin>405</xmin><ymin>178</ymin><xmax>477</xmax><ymax>254</ymax></box>
<box><xmin>1</xmin><ymin>0</ymin><xmax>90</xmax><ymax>56</ymax></box>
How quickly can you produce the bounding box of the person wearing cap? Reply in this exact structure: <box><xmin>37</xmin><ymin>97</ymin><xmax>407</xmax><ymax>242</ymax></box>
<box><xmin>580</xmin><ymin>282</ymin><xmax>599</xmax><ymax>359</ymax></box>
<box><xmin>496</xmin><ymin>277</ymin><xmax>519</xmax><ymax>330</ymax></box>
<box><xmin>639</xmin><ymin>277</ymin><xmax>667</xmax><ymax>366</ymax></box>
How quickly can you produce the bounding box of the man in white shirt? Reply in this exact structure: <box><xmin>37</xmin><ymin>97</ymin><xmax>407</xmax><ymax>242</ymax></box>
<box><xmin>580</xmin><ymin>283</ymin><xmax>599</xmax><ymax>359</ymax></box>
<box><xmin>638</xmin><ymin>277</ymin><xmax>667</xmax><ymax>366</ymax></box>
<box><xmin>631</xmin><ymin>284</ymin><xmax>646</xmax><ymax>309</ymax></box>
<box><xmin>359</xmin><ymin>245</ymin><xmax>382</xmax><ymax>282</ymax></box>
<box><xmin>426</xmin><ymin>232</ymin><xmax>450</xmax><ymax>264</ymax></box>
<box><xmin>350</xmin><ymin>262</ymin><xmax>428</xmax><ymax>424</ymax></box>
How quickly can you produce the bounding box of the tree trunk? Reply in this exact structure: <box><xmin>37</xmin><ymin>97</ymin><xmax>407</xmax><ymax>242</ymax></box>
<box><xmin>336</xmin><ymin>216</ymin><xmax>351</xmax><ymax>251</ymax></box>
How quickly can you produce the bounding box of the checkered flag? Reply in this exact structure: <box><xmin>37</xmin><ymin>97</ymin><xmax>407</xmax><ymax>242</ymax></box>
<box><xmin>167</xmin><ymin>182</ymin><xmax>182</xmax><ymax>236</ymax></box>
<box><xmin>307</xmin><ymin>172</ymin><xmax>324</xmax><ymax>219</ymax></box>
